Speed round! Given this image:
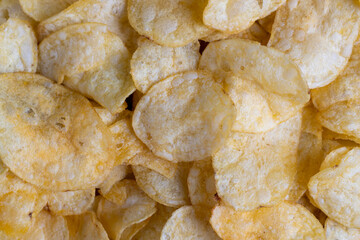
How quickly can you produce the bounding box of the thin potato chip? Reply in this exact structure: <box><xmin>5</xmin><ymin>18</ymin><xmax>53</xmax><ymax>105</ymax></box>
<box><xmin>213</xmin><ymin>113</ymin><xmax>301</xmax><ymax>211</ymax></box>
<box><xmin>199</xmin><ymin>39</ymin><xmax>309</xmax><ymax>133</ymax></box>
<box><xmin>210</xmin><ymin>202</ymin><xmax>325</xmax><ymax>240</ymax></box>
<box><xmin>0</xmin><ymin>73</ymin><xmax>115</xmax><ymax>191</ymax></box>
<box><xmin>203</xmin><ymin>0</ymin><xmax>285</xmax><ymax>33</ymax></box>
<box><xmin>309</xmin><ymin>147</ymin><xmax>360</xmax><ymax>228</ymax></box>
<box><xmin>322</xmin><ymin>128</ymin><xmax>360</xmax><ymax>146</ymax></box>
<box><xmin>19</xmin><ymin>0</ymin><xmax>77</xmax><ymax>22</ymax></box>
<box><xmin>297</xmin><ymin>195</ymin><xmax>327</xmax><ymax>226</ymax></box>
<box><xmin>133</xmin><ymin>71</ymin><xmax>235</xmax><ymax>162</ymax></box>
<box><xmin>268</xmin><ymin>0</ymin><xmax>360</xmax><ymax>88</ymax></box>
<box><xmin>325</xmin><ymin>218</ymin><xmax>360</xmax><ymax>240</ymax></box>
<box><xmin>257</xmin><ymin>12</ymin><xmax>276</xmax><ymax>33</ymax></box>
<box><xmin>127</xmin><ymin>0</ymin><xmax>212</xmax><ymax>47</ymax></box>
<box><xmin>97</xmin><ymin>179</ymin><xmax>156</xmax><ymax>240</ymax></box>
<box><xmin>119</xmin><ymin>219</ymin><xmax>150</xmax><ymax>240</ymax></box>
<box><xmin>160</xmin><ymin>206</ymin><xmax>220</xmax><ymax>240</ymax></box>
<box><xmin>133</xmin><ymin>164</ymin><xmax>190</xmax><ymax>207</ymax></box>
<box><xmin>93</xmin><ymin>102</ymin><xmax>125</xmax><ymax>126</ymax></box>
<box><xmin>99</xmin><ymin>180</ymin><xmax>128</xmax><ymax>206</ymax></box>
<box><xmin>319</xmin><ymin>147</ymin><xmax>351</xmax><ymax>171</ymax></box>
<box><xmin>0</xmin><ymin>0</ymin><xmax>37</xmax><ymax>26</ymax></box>
<box><xmin>66</xmin><ymin>211</ymin><xmax>109</xmax><ymax>240</ymax></box>
<box><xmin>98</xmin><ymin>164</ymin><xmax>129</xmax><ymax>195</ymax></box>
<box><xmin>130</xmin><ymin>37</ymin><xmax>200</xmax><ymax>93</ymax></box>
<box><xmin>0</xmin><ymin>18</ymin><xmax>37</xmax><ymax>73</ymax></box>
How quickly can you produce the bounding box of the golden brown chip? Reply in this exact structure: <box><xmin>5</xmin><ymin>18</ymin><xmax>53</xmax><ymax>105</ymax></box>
<box><xmin>325</xmin><ymin>218</ymin><xmax>360</xmax><ymax>240</ymax></box>
<box><xmin>210</xmin><ymin>202</ymin><xmax>325</xmax><ymax>240</ymax></box>
<box><xmin>97</xmin><ymin>179</ymin><xmax>156</xmax><ymax>240</ymax></box>
<box><xmin>0</xmin><ymin>18</ymin><xmax>37</xmax><ymax>73</ymax></box>
<box><xmin>133</xmin><ymin>71</ymin><xmax>235</xmax><ymax>162</ymax></box>
<box><xmin>199</xmin><ymin>39</ymin><xmax>309</xmax><ymax>133</ymax></box>
<box><xmin>130</xmin><ymin>37</ymin><xmax>200</xmax><ymax>93</ymax></box>
<box><xmin>160</xmin><ymin>206</ymin><xmax>220</xmax><ymax>240</ymax></box>
<box><xmin>127</xmin><ymin>0</ymin><xmax>212</xmax><ymax>47</ymax></box>
<box><xmin>213</xmin><ymin>113</ymin><xmax>301</xmax><ymax>211</ymax></box>
<box><xmin>0</xmin><ymin>73</ymin><xmax>115</xmax><ymax>191</ymax></box>
<box><xmin>98</xmin><ymin>164</ymin><xmax>129</xmax><ymax>195</ymax></box>
<box><xmin>268</xmin><ymin>0</ymin><xmax>360</xmax><ymax>89</ymax></box>
<box><xmin>0</xmin><ymin>0</ymin><xmax>37</xmax><ymax>26</ymax></box>
<box><xmin>133</xmin><ymin>163</ymin><xmax>190</xmax><ymax>207</ymax></box>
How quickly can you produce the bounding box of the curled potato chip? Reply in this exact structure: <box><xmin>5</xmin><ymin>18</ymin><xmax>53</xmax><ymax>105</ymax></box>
<box><xmin>322</xmin><ymin>128</ymin><xmax>359</xmax><ymax>155</ymax></box>
<box><xmin>0</xmin><ymin>18</ymin><xmax>37</xmax><ymax>73</ymax></box>
<box><xmin>130</xmin><ymin>37</ymin><xmax>200</xmax><ymax>93</ymax></box>
<box><xmin>0</xmin><ymin>0</ymin><xmax>37</xmax><ymax>26</ymax></box>
<box><xmin>66</xmin><ymin>211</ymin><xmax>109</xmax><ymax>240</ymax></box>
<box><xmin>297</xmin><ymin>195</ymin><xmax>327</xmax><ymax>226</ymax></box>
<box><xmin>203</xmin><ymin>0</ymin><xmax>285</xmax><ymax>33</ymax></box>
<box><xmin>309</xmin><ymin>147</ymin><xmax>360</xmax><ymax>228</ymax></box>
<box><xmin>0</xmin><ymin>73</ymin><xmax>115</xmax><ymax>191</ymax></box>
<box><xmin>97</xmin><ymin>179</ymin><xmax>156</xmax><ymax>240</ymax></box>
<box><xmin>213</xmin><ymin>113</ymin><xmax>301</xmax><ymax>211</ymax></box>
<box><xmin>325</xmin><ymin>218</ymin><xmax>360</xmax><ymax>240</ymax></box>
<box><xmin>98</xmin><ymin>164</ymin><xmax>129</xmax><ymax>195</ymax></box>
<box><xmin>133</xmin><ymin>163</ymin><xmax>190</xmax><ymax>207</ymax></box>
<box><xmin>93</xmin><ymin>102</ymin><xmax>124</xmax><ymax>126</ymax></box>
<box><xmin>268</xmin><ymin>0</ymin><xmax>360</xmax><ymax>89</ymax></box>
<box><xmin>211</xmin><ymin>202</ymin><xmax>325</xmax><ymax>240</ymax></box>
<box><xmin>134</xmin><ymin>204</ymin><xmax>176</xmax><ymax>240</ymax></box>
<box><xmin>133</xmin><ymin>71</ymin><xmax>235</xmax><ymax>162</ymax></box>
<box><xmin>127</xmin><ymin>0</ymin><xmax>212</xmax><ymax>47</ymax></box>
<box><xmin>160</xmin><ymin>206</ymin><xmax>220</xmax><ymax>240</ymax></box>
<box><xmin>187</xmin><ymin>159</ymin><xmax>217</xmax><ymax>209</ymax></box>
<box><xmin>99</xmin><ymin>180</ymin><xmax>128</xmax><ymax>206</ymax></box>
<box><xmin>200</xmin><ymin>39</ymin><xmax>309</xmax><ymax>133</ymax></box>
<box><xmin>19</xmin><ymin>0</ymin><xmax>77</xmax><ymax>22</ymax></box>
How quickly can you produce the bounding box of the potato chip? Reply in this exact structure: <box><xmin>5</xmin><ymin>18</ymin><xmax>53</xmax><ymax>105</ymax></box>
<box><xmin>325</xmin><ymin>218</ymin><xmax>360</xmax><ymax>240</ymax></box>
<box><xmin>268</xmin><ymin>0</ymin><xmax>360</xmax><ymax>89</ymax></box>
<box><xmin>133</xmin><ymin>71</ymin><xmax>235</xmax><ymax>162</ymax></box>
<box><xmin>322</xmin><ymin>128</ymin><xmax>359</xmax><ymax>155</ymax></box>
<box><xmin>199</xmin><ymin>39</ymin><xmax>309</xmax><ymax>133</ymax></box>
<box><xmin>210</xmin><ymin>202</ymin><xmax>325</xmax><ymax>240</ymax></box>
<box><xmin>66</xmin><ymin>211</ymin><xmax>109</xmax><ymax>240</ymax></box>
<box><xmin>0</xmin><ymin>0</ymin><xmax>37</xmax><ymax>26</ymax></box>
<box><xmin>160</xmin><ymin>206</ymin><xmax>220</xmax><ymax>240</ymax></box>
<box><xmin>132</xmin><ymin>90</ymin><xmax>143</xmax><ymax>109</ymax></box>
<box><xmin>297</xmin><ymin>195</ymin><xmax>327</xmax><ymax>226</ymax></box>
<box><xmin>133</xmin><ymin>163</ymin><xmax>190</xmax><ymax>207</ymax></box>
<box><xmin>37</xmin><ymin>0</ymin><xmax>139</xmax><ymax>52</ymax></box>
<box><xmin>322</xmin><ymin>128</ymin><xmax>360</xmax><ymax>145</ymax></box>
<box><xmin>0</xmin><ymin>18</ymin><xmax>37</xmax><ymax>73</ymax></box>
<box><xmin>99</xmin><ymin>180</ymin><xmax>128</xmax><ymax>206</ymax></box>
<box><xmin>213</xmin><ymin>113</ymin><xmax>301</xmax><ymax>211</ymax></box>
<box><xmin>127</xmin><ymin>0</ymin><xmax>212</xmax><ymax>47</ymax></box>
<box><xmin>97</xmin><ymin>179</ymin><xmax>156</xmax><ymax>240</ymax></box>
<box><xmin>98</xmin><ymin>164</ymin><xmax>129</xmax><ymax>195</ymax></box>
<box><xmin>187</xmin><ymin>159</ymin><xmax>217</xmax><ymax>209</ymax></box>
<box><xmin>120</xmin><ymin>219</ymin><xmax>150</xmax><ymax>240</ymax></box>
<box><xmin>203</xmin><ymin>0</ymin><xmax>285</xmax><ymax>33</ymax></box>
<box><xmin>319</xmin><ymin>147</ymin><xmax>351</xmax><ymax>171</ymax></box>
<box><xmin>0</xmin><ymin>73</ymin><xmax>115</xmax><ymax>191</ymax></box>
<box><xmin>130</xmin><ymin>37</ymin><xmax>200</xmax><ymax>93</ymax></box>
<box><xmin>134</xmin><ymin>204</ymin><xmax>176</xmax><ymax>240</ymax></box>
<box><xmin>19</xmin><ymin>0</ymin><xmax>77</xmax><ymax>22</ymax></box>
<box><xmin>309</xmin><ymin>147</ymin><xmax>360</xmax><ymax>228</ymax></box>
<box><xmin>93</xmin><ymin>102</ymin><xmax>125</xmax><ymax>126</ymax></box>
<box><xmin>257</xmin><ymin>12</ymin><xmax>276</xmax><ymax>33</ymax></box>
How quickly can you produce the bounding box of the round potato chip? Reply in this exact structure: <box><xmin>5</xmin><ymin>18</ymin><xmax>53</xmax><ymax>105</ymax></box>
<box><xmin>309</xmin><ymin>147</ymin><xmax>360</xmax><ymax>228</ymax></box>
<box><xmin>213</xmin><ymin>113</ymin><xmax>302</xmax><ymax>211</ymax></box>
<box><xmin>133</xmin><ymin>163</ymin><xmax>190</xmax><ymax>207</ymax></box>
<box><xmin>130</xmin><ymin>37</ymin><xmax>200</xmax><ymax>93</ymax></box>
<box><xmin>325</xmin><ymin>218</ymin><xmax>360</xmax><ymax>240</ymax></box>
<box><xmin>0</xmin><ymin>73</ymin><xmax>115</xmax><ymax>191</ymax></box>
<box><xmin>0</xmin><ymin>0</ymin><xmax>37</xmax><ymax>26</ymax></box>
<box><xmin>0</xmin><ymin>18</ymin><xmax>37</xmax><ymax>73</ymax></box>
<box><xmin>203</xmin><ymin>0</ymin><xmax>285</xmax><ymax>33</ymax></box>
<box><xmin>199</xmin><ymin>39</ymin><xmax>309</xmax><ymax>133</ymax></box>
<box><xmin>127</xmin><ymin>0</ymin><xmax>212</xmax><ymax>47</ymax></box>
<box><xmin>268</xmin><ymin>0</ymin><xmax>360</xmax><ymax>89</ymax></box>
<box><xmin>133</xmin><ymin>71</ymin><xmax>235</xmax><ymax>162</ymax></box>
<box><xmin>160</xmin><ymin>206</ymin><xmax>220</xmax><ymax>240</ymax></box>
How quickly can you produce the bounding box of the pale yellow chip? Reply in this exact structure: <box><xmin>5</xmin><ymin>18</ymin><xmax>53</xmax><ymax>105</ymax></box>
<box><xmin>98</xmin><ymin>164</ymin><xmax>129</xmax><ymax>195</ymax></box>
<box><xmin>160</xmin><ymin>206</ymin><xmax>220</xmax><ymax>240</ymax></box>
<box><xmin>66</xmin><ymin>211</ymin><xmax>109</xmax><ymax>240</ymax></box>
<box><xmin>187</xmin><ymin>158</ymin><xmax>217</xmax><ymax>209</ymax></box>
<box><xmin>257</xmin><ymin>12</ymin><xmax>276</xmax><ymax>33</ymax></box>
<box><xmin>0</xmin><ymin>73</ymin><xmax>115</xmax><ymax>191</ymax></box>
<box><xmin>325</xmin><ymin>218</ymin><xmax>360</xmax><ymax>240</ymax></box>
<box><xmin>322</xmin><ymin>128</ymin><xmax>360</xmax><ymax>155</ymax></box>
<box><xmin>213</xmin><ymin>113</ymin><xmax>301</xmax><ymax>211</ymax></box>
<box><xmin>133</xmin><ymin>71</ymin><xmax>235</xmax><ymax>162</ymax></box>
<box><xmin>210</xmin><ymin>202</ymin><xmax>325</xmax><ymax>240</ymax></box>
<box><xmin>99</xmin><ymin>180</ymin><xmax>128</xmax><ymax>206</ymax></box>
<box><xmin>63</xmin><ymin>32</ymin><xmax>135</xmax><ymax>114</ymax></box>
<box><xmin>0</xmin><ymin>18</ymin><xmax>37</xmax><ymax>73</ymax></box>
<box><xmin>203</xmin><ymin>0</ymin><xmax>285</xmax><ymax>33</ymax></box>
<box><xmin>97</xmin><ymin>179</ymin><xmax>156</xmax><ymax>240</ymax></box>
<box><xmin>0</xmin><ymin>0</ymin><xmax>37</xmax><ymax>26</ymax></box>
<box><xmin>134</xmin><ymin>204</ymin><xmax>176</xmax><ymax>240</ymax></box>
<box><xmin>19</xmin><ymin>0</ymin><xmax>77</xmax><ymax>22</ymax></box>
<box><xmin>133</xmin><ymin>163</ymin><xmax>190</xmax><ymax>207</ymax></box>
<box><xmin>268</xmin><ymin>0</ymin><xmax>360</xmax><ymax>89</ymax></box>
<box><xmin>199</xmin><ymin>39</ymin><xmax>309</xmax><ymax>133</ymax></box>
<box><xmin>93</xmin><ymin>102</ymin><xmax>125</xmax><ymax>126</ymax></box>
<box><xmin>127</xmin><ymin>0</ymin><xmax>212</xmax><ymax>47</ymax></box>
<box><xmin>297</xmin><ymin>195</ymin><xmax>327</xmax><ymax>226</ymax></box>
<box><xmin>130</xmin><ymin>37</ymin><xmax>200</xmax><ymax>93</ymax></box>
<box><xmin>309</xmin><ymin>147</ymin><xmax>360</xmax><ymax>228</ymax></box>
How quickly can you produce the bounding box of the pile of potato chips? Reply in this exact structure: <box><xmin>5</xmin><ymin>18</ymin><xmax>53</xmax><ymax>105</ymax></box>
<box><xmin>0</xmin><ymin>0</ymin><xmax>360</xmax><ymax>239</ymax></box>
